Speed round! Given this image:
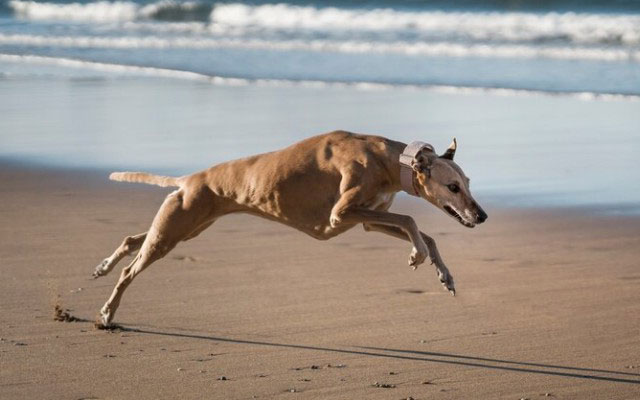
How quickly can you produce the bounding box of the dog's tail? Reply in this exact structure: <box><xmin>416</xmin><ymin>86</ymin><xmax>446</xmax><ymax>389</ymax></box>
<box><xmin>109</xmin><ymin>172</ymin><xmax>182</xmax><ymax>187</ymax></box>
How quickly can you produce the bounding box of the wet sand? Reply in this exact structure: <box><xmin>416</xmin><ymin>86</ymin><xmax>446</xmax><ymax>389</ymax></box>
<box><xmin>1</xmin><ymin>163</ymin><xmax>639</xmax><ymax>399</ymax></box>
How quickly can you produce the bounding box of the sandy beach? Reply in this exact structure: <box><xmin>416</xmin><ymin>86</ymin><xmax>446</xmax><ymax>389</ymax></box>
<box><xmin>2</xmin><ymin>0</ymin><xmax>639</xmax><ymax>397</ymax></box>
<box><xmin>1</xmin><ymin>162</ymin><xmax>639</xmax><ymax>399</ymax></box>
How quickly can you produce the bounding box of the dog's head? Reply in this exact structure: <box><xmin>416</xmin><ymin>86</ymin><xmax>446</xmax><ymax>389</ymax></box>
<box><xmin>410</xmin><ymin>139</ymin><xmax>487</xmax><ymax>228</ymax></box>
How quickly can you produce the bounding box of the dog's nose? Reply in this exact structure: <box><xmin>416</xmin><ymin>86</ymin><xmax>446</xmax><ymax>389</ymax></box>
<box><xmin>476</xmin><ymin>208</ymin><xmax>488</xmax><ymax>224</ymax></box>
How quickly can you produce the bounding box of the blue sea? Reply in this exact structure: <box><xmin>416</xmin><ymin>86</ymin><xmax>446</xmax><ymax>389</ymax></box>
<box><xmin>1</xmin><ymin>0</ymin><xmax>639</xmax><ymax>212</ymax></box>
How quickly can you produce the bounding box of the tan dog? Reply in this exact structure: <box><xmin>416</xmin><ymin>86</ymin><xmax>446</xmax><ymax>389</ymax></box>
<box><xmin>93</xmin><ymin>131</ymin><xmax>487</xmax><ymax>327</ymax></box>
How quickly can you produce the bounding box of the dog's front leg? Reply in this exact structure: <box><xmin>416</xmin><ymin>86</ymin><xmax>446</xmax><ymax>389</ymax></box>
<box><xmin>331</xmin><ymin>206</ymin><xmax>429</xmax><ymax>269</ymax></box>
<box><xmin>363</xmin><ymin>223</ymin><xmax>455</xmax><ymax>295</ymax></box>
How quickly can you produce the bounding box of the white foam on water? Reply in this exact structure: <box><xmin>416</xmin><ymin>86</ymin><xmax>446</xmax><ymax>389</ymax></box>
<box><xmin>1</xmin><ymin>52</ymin><xmax>638</xmax><ymax>102</ymax></box>
<box><xmin>8</xmin><ymin>0</ymin><xmax>208</xmax><ymax>22</ymax></box>
<box><xmin>2</xmin><ymin>33</ymin><xmax>639</xmax><ymax>63</ymax></box>
<box><xmin>427</xmin><ymin>85</ymin><xmax>639</xmax><ymax>102</ymax></box>
<box><xmin>9</xmin><ymin>0</ymin><xmax>139</xmax><ymax>22</ymax></box>
<box><xmin>0</xmin><ymin>53</ymin><xmax>241</xmax><ymax>84</ymax></box>
<box><xmin>7</xmin><ymin>1</ymin><xmax>640</xmax><ymax>45</ymax></box>
<box><xmin>210</xmin><ymin>3</ymin><xmax>640</xmax><ymax>45</ymax></box>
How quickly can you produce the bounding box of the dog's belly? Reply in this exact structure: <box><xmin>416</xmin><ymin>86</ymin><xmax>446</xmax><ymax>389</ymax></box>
<box><xmin>306</xmin><ymin>192</ymin><xmax>395</xmax><ymax>239</ymax></box>
<box><xmin>246</xmin><ymin>206</ymin><xmax>354</xmax><ymax>240</ymax></box>
<box><xmin>249</xmin><ymin>192</ymin><xmax>395</xmax><ymax>241</ymax></box>
<box><xmin>367</xmin><ymin>192</ymin><xmax>395</xmax><ymax>211</ymax></box>
<box><xmin>258</xmin><ymin>195</ymin><xmax>350</xmax><ymax>240</ymax></box>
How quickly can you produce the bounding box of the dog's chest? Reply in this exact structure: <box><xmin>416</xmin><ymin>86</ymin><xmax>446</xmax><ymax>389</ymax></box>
<box><xmin>367</xmin><ymin>192</ymin><xmax>395</xmax><ymax>211</ymax></box>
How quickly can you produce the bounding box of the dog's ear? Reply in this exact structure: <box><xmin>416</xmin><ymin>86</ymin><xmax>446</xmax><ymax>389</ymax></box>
<box><xmin>440</xmin><ymin>138</ymin><xmax>457</xmax><ymax>160</ymax></box>
<box><xmin>411</xmin><ymin>147</ymin><xmax>434</xmax><ymax>173</ymax></box>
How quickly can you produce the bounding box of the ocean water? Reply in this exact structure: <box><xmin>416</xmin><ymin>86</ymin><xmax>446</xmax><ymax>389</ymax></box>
<box><xmin>0</xmin><ymin>0</ymin><xmax>639</xmax><ymax>211</ymax></box>
<box><xmin>1</xmin><ymin>0</ymin><xmax>640</xmax><ymax>95</ymax></box>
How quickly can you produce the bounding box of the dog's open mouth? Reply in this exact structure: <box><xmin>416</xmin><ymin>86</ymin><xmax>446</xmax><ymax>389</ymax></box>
<box><xmin>444</xmin><ymin>205</ymin><xmax>475</xmax><ymax>228</ymax></box>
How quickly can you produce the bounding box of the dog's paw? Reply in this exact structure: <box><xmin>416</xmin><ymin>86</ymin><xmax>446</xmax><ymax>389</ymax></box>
<box><xmin>98</xmin><ymin>305</ymin><xmax>113</xmax><ymax>327</ymax></box>
<box><xmin>94</xmin><ymin>318</ymin><xmax>120</xmax><ymax>331</ymax></box>
<box><xmin>437</xmin><ymin>268</ymin><xmax>456</xmax><ymax>296</ymax></box>
<box><xmin>92</xmin><ymin>258</ymin><xmax>110</xmax><ymax>279</ymax></box>
<box><xmin>329</xmin><ymin>214</ymin><xmax>341</xmax><ymax>228</ymax></box>
<box><xmin>408</xmin><ymin>246</ymin><xmax>428</xmax><ymax>270</ymax></box>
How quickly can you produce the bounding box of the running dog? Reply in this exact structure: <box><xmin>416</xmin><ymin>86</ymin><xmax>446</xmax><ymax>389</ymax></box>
<box><xmin>93</xmin><ymin>131</ymin><xmax>487</xmax><ymax>327</ymax></box>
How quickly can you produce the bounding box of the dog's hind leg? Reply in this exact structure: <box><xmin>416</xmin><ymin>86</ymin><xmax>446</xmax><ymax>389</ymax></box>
<box><xmin>98</xmin><ymin>188</ymin><xmax>217</xmax><ymax>327</ymax></box>
<box><xmin>92</xmin><ymin>232</ymin><xmax>147</xmax><ymax>279</ymax></box>
<box><xmin>91</xmin><ymin>218</ymin><xmax>212</xmax><ymax>280</ymax></box>
<box><xmin>98</xmin><ymin>244</ymin><xmax>166</xmax><ymax>327</ymax></box>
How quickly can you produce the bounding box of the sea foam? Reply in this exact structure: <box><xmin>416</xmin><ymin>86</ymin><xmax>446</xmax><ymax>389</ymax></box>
<box><xmin>8</xmin><ymin>0</ymin><xmax>209</xmax><ymax>22</ymax></box>
<box><xmin>9</xmin><ymin>1</ymin><xmax>139</xmax><ymax>22</ymax></box>
<box><xmin>209</xmin><ymin>4</ymin><xmax>640</xmax><ymax>45</ymax></box>
<box><xmin>8</xmin><ymin>1</ymin><xmax>640</xmax><ymax>45</ymax></box>
<box><xmin>2</xmin><ymin>33</ymin><xmax>638</xmax><ymax>63</ymax></box>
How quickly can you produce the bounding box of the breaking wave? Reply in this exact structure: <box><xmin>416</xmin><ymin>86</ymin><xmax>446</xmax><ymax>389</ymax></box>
<box><xmin>210</xmin><ymin>3</ymin><xmax>640</xmax><ymax>45</ymax></box>
<box><xmin>8</xmin><ymin>1</ymin><xmax>640</xmax><ymax>45</ymax></box>
<box><xmin>4</xmin><ymin>2</ymin><xmax>639</xmax><ymax>96</ymax></box>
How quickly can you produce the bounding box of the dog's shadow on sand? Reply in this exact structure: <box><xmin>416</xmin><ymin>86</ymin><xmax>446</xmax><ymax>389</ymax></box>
<box><xmin>113</xmin><ymin>325</ymin><xmax>640</xmax><ymax>384</ymax></box>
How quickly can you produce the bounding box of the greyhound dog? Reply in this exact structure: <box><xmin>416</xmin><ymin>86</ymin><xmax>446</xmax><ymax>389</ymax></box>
<box><xmin>93</xmin><ymin>131</ymin><xmax>487</xmax><ymax>327</ymax></box>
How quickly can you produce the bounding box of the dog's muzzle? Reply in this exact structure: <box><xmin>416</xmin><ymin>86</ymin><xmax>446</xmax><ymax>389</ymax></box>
<box><xmin>443</xmin><ymin>205</ymin><xmax>476</xmax><ymax>228</ymax></box>
<box><xmin>443</xmin><ymin>204</ymin><xmax>488</xmax><ymax>228</ymax></box>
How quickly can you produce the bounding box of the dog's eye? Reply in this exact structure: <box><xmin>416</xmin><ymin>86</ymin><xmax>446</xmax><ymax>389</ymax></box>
<box><xmin>448</xmin><ymin>184</ymin><xmax>460</xmax><ymax>193</ymax></box>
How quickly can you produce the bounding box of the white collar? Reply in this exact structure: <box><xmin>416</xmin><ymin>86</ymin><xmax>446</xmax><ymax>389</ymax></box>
<box><xmin>399</xmin><ymin>141</ymin><xmax>433</xmax><ymax>196</ymax></box>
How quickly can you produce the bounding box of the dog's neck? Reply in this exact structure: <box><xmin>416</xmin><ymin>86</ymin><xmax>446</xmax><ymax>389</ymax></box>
<box><xmin>383</xmin><ymin>140</ymin><xmax>411</xmax><ymax>193</ymax></box>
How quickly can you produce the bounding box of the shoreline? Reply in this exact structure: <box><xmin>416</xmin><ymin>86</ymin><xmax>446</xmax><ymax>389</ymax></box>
<box><xmin>3</xmin><ymin>157</ymin><xmax>639</xmax><ymax>217</ymax></box>
<box><xmin>3</xmin><ymin>52</ymin><xmax>640</xmax><ymax>101</ymax></box>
